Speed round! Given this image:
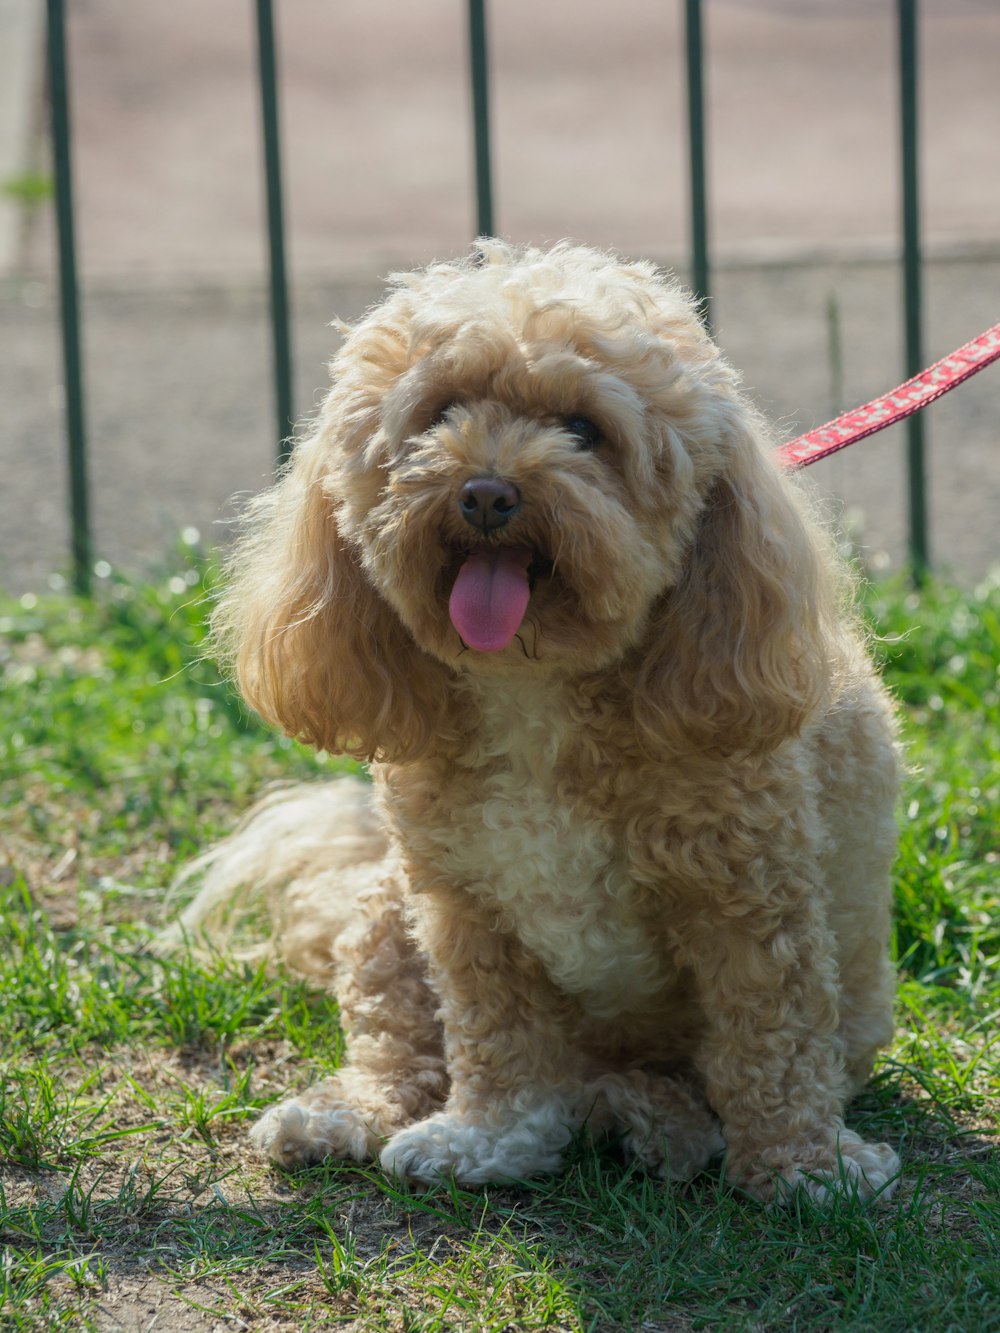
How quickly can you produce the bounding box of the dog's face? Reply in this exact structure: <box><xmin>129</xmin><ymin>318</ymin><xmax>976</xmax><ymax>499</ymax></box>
<box><xmin>326</xmin><ymin>243</ymin><xmax>739</xmax><ymax>678</ymax></box>
<box><xmin>219</xmin><ymin>242</ymin><xmax>836</xmax><ymax>761</ymax></box>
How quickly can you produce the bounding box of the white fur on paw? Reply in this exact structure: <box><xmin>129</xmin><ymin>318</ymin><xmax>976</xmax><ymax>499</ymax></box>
<box><xmin>381</xmin><ymin>1109</ymin><xmax>571</xmax><ymax>1186</ymax></box>
<box><xmin>798</xmin><ymin>1130</ymin><xmax>901</xmax><ymax>1205</ymax></box>
<box><xmin>250</xmin><ymin>1097</ymin><xmax>374</xmax><ymax>1168</ymax></box>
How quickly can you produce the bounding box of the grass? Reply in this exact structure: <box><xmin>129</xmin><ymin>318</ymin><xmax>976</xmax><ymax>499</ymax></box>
<box><xmin>1</xmin><ymin>544</ymin><xmax>997</xmax><ymax>1331</ymax></box>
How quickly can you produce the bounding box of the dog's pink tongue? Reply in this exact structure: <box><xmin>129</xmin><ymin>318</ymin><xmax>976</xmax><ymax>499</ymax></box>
<box><xmin>449</xmin><ymin>548</ymin><xmax>532</xmax><ymax>652</ymax></box>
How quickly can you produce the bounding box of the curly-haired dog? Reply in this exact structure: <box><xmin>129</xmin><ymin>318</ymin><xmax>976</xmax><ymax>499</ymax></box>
<box><xmin>177</xmin><ymin>242</ymin><xmax>901</xmax><ymax>1202</ymax></box>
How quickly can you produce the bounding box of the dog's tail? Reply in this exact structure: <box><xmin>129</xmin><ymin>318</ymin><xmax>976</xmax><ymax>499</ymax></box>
<box><xmin>157</xmin><ymin>776</ymin><xmax>389</xmax><ymax>983</ymax></box>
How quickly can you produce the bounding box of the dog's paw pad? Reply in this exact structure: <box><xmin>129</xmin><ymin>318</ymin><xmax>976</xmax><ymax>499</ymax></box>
<box><xmin>251</xmin><ymin>1097</ymin><xmax>374</xmax><ymax>1168</ymax></box>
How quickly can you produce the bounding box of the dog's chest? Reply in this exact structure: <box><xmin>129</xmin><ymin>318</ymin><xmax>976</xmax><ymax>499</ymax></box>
<box><xmin>434</xmin><ymin>681</ymin><xmax>666</xmax><ymax>1016</ymax></box>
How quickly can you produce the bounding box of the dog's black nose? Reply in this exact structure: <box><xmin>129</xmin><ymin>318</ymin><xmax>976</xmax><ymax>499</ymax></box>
<box><xmin>458</xmin><ymin>477</ymin><xmax>522</xmax><ymax>534</ymax></box>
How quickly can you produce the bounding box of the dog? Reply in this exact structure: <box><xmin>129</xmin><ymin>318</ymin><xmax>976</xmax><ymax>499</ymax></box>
<box><xmin>176</xmin><ymin>241</ymin><xmax>901</xmax><ymax>1203</ymax></box>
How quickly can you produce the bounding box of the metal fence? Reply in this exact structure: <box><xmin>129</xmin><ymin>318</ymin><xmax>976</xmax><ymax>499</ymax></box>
<box><xmin>45</xmin><ymin>0</ymin><xmax>929</xmax><ymax>596</ymax></box>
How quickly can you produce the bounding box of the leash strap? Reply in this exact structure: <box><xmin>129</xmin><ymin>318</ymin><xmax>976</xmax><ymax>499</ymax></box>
<box><xmin>778</xmin><ymin>322</ymin><xmax>1000</xmax><ymax>469</ymax></box>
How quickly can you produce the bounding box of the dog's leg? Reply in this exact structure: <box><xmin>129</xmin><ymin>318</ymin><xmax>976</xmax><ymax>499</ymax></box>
<box><xmin>678</xmin><ymin>881</ymin><xmax>900</xmax><ymax>1204</ymax></box>
<box><xmin>379</xmin><ymin>888</ymin><xmax>587</xmax><ymax>1186</ymax></box>
<box><xmin>252</xmin><ymin>875</ymin><xmax>447</xmax><ymax>1169</ymax></box>
<box><xmin>816</xmin><ymin>699</ymin><xmax>899</xmax><ymax>1098</ymax></box>
<box><xmin>836</xmin><ymin>947</ymin><xmax>896</xmax><ymax>1097</ymax></box>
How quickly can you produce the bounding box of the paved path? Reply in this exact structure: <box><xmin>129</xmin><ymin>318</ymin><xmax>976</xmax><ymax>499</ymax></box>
<box><xmin>1</xmin><ymin>0</ymin><xmax>998</xmax><ymax>589</ymax></box>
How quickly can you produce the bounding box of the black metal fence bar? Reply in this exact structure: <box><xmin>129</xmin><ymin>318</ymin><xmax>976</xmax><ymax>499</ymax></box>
<box><xmin>898</xmin><ymin>0</ymin><xmax>928</xmax><ymax>579</ymax></box>
<box><xmin>46</xmin><ymin>0</ymin><xmax>91</xmax><ymax>596</ymax></box>
<box><xmin>467</xmin><ymin>0</ymin><xmax>494</xmax><ymax>238</ymax></box>
<box><xmin>255</xmin><ymin>0</ymin><xmax>295</xmax><ymax>463</ymax></box>
<box><xmin>684</xmin><ymin>0</ymin><xmax>710</xmax><ymax>327</ymax></box>
<box><xmin>43</xmin><ymin>2</ymin><xmax>937</xmax><ymax>583</ymax></box>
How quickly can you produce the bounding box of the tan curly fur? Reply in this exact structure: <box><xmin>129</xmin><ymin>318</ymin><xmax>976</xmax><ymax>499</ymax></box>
<box><xmin>180</xmin><ymin>241</ymin><xmax>901</xmax><ymax>1202</ymax></box>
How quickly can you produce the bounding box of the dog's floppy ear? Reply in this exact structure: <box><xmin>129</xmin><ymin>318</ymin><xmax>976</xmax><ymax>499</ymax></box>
<box><xmin>213</xmin><ymin>436</ymin><xmax>450</xmax><ymax>763</ymax></box>
<box><xmin>633</xmin><ymin>411</ymin><xmax>846</xmax><ymax>758</ymax></box>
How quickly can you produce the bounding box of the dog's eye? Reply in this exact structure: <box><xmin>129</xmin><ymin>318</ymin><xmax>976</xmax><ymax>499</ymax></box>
<box><xmin>563</xmin><ymin>416</ymin><xmax>602</xmax><ymax>451</ymax></box>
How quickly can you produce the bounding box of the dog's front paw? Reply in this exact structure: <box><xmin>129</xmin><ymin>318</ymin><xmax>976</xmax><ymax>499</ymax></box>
<box><xmin>381</xmin><ymin>1108</ymin><xmax>571</xmax><ymax>1187</ymax></box>
<box><xmin>251</xmin><ymin>1092</ymin><xmax>377</xmax><ymax>1169</ymax></box>
<box><xmin>733</xmin><ymin>1129</ymin><xmax>900</xmax><ymax>1205</ymax></box>
<box><xmin>796</xmin><ymin>1130</ymin><xmax>900</xmax><ymax>1205</ymax></box>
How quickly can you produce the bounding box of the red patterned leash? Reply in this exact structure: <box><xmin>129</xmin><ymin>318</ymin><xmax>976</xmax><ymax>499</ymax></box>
<box><xmin>778</xmin><ymin>322</ymin><xmax>1000</xmax><ymax>469</ymax></box>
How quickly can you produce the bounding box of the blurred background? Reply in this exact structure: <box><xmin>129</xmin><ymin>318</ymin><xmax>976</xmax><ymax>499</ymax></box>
<box><xmin>1</xmin><ymin>0</ymin><xmax>998</xmax><ymax>593</ymax></box>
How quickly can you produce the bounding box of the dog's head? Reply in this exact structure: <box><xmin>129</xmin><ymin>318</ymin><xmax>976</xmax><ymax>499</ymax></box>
<box><xmin>217</xmin><ymin>242</ymin><xmax>844</xmax><ymax>761</ymax></box>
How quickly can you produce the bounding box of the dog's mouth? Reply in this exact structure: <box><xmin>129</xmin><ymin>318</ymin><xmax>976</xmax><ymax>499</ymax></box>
<box><xmin>447</xmin><ymin>545</ymin><xmax>553</xmax><ymax>653</ymax></box>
